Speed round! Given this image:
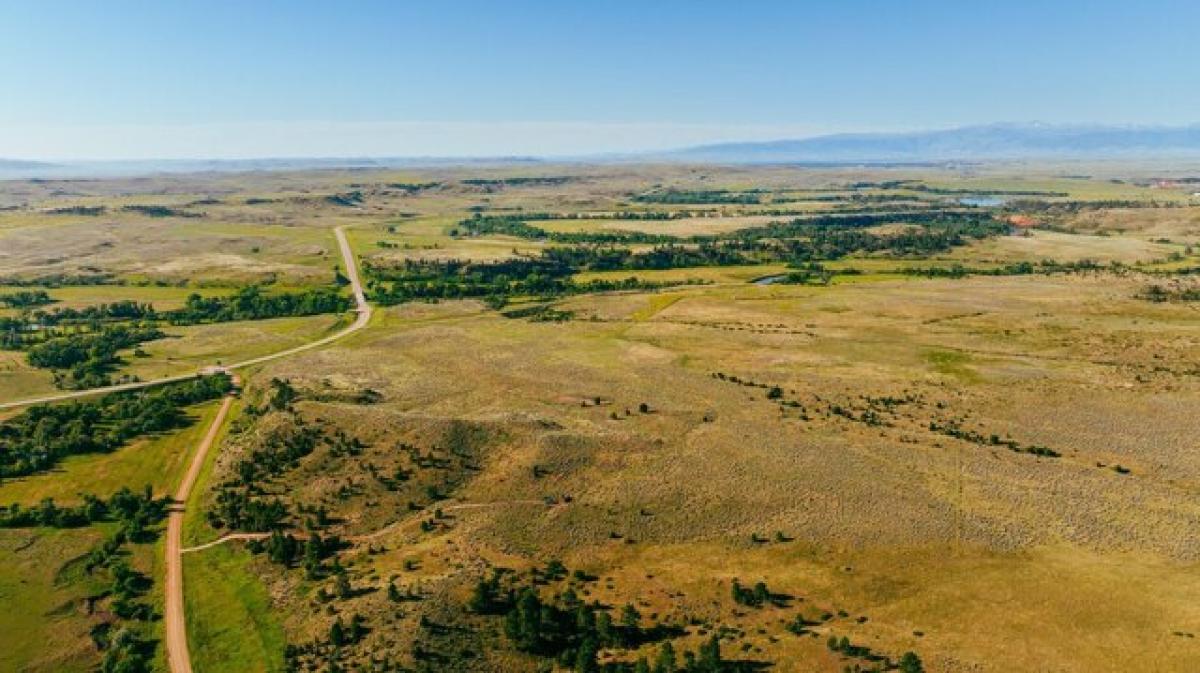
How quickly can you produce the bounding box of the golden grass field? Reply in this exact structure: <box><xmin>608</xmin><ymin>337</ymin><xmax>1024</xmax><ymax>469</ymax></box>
<box><xmin>1</xmin><ymin>163</ymin><xmax>1199</xmax><ymax>672</ymax></box>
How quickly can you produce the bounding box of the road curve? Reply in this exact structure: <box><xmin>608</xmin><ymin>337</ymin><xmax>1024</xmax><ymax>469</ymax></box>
<box><xmin>0</xmin><ymin>225</ymin><xmax>372</xmax><ymax>412</ymax></box>
<box><xmin>160</xmin><ymin>226</ymin><xmax>367</xmax><ymax>673</ymax></box>
<box><xmin>165</xmin><ymin>377</ymin><xmax>238</xmax><ymax>673</ymax></box>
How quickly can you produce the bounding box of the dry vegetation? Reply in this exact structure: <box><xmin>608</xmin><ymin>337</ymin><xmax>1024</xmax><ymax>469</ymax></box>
<box><xmin>2</xmin><ymin>162</ymin><xmax>1199</xmax><ymax>672</ymax></box>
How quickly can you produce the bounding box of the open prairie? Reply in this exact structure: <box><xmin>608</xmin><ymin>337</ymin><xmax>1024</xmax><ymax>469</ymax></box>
<box><xmin>1</xmin><ymin>163</ymin><xmax>1199</xmax><ymax>673</ymax></box>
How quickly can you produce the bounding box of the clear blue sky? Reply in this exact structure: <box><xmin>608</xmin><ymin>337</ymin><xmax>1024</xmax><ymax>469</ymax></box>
<box><xmin>2</xmin><ymin>0</ymin><xmax>1197</xmax><ymax>159</ymax></box>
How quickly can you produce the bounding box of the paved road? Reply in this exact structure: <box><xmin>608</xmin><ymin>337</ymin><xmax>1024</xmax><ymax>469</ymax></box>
<box><xmin>0</xmin><ymin>225</ymin><xmax>372</xmax><ymax>412</ymax></box>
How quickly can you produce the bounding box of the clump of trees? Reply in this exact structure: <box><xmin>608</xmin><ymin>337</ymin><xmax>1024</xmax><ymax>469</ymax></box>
<box><xmin>730</xmin><ymin>579</ymin><xmax>780</xmax><ymax>608</ymax></box>
<box><xmin>26</xmin><ymin>324</ymin><xmax>165</xmax><ymax>388</ymax></box>
<box><xmin>454</xmin><ymin>561</ymin><xmax>753</xmax><ymax>672</ymax></box>
<box><xmin>0</xmin><ymin>485</ymin><xmax>168</xmax><ymax>536</ymax></box>
<box><xmin>1140</xmin><ymin>283</ymin><xmax>1200</xmax><ymax>302</ymax></box>
<box><xmin>502</xmin><ymin>585</ymin><xmax>694</xmax><ymax>671</ymax></box>
<box><xmin>366</xmin><ymin>254</ymin><xmax>698</xmax><ymax>308</ymax></box>
<box><xmin>0</xmin><ymin>285</ymin><xmax>351</xmax><ymax>389</ymax></box>
<box><xmin>928</xmin><ymin>420</ymin><xmax>1060</xmax><ymax>458</ymax></box>
<box><xmin>166</xmin><ymin>286</ymin><xmax>351</xmax><ymax>324</ymax></box>
<box><xmin>632</xmin><ymin>188</ymin><xmax>765</xmax><ymax>205</ymax></box>
<box><xmin>121</xmin><ymin>204</ymin><xmax>200</xmax><ymax>218</ymax></box>
<box><xmin>0</xmin><ymin>289</ymin><xmax>53</xmax><ymax>308</ymax></box>
<box><xmin>0</xmin><ymin>374</ymin><xmax>231</xmax><ymax>479</ymax></box>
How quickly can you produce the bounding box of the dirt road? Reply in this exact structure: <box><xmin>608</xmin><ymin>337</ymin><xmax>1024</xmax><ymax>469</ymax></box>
<box><xmin>158</xmin><ymin>226</ymin><xmax>369</xmax><ymax>673</ymax></box>
<box><xmin>164</xmin><ymin>377</ymin><xmax>238</xmax><ymax>673</ymax></box>
<box><xmin>0</xmin><ymin>225</ymin><xmax>372</xmax><ymax>411</ymax></box>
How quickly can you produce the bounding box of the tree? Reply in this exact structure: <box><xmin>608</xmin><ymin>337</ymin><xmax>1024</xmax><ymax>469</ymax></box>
<box><xmin>634</xmin><ymin>658</ymin><xmax>651</xmax><ymax>673</ymax></box>
<box><xmin>575</xmin><ymin>637</ymin><xmax>599</xmax><ymax>673</ymax></box>
<box><xmin>619</xmin><ymin>603</ymin><xmax>641</xmax><ymax>645</ymax></box>
<box><xmin>753</xmin><ymin>581</ymin><xmax>770</xmax><ymax>606</ymax></box>
<box><xmin>469</xmin><ymin>577</ymin><xmax>498</xmax><ymax>613</ymax></box>
<box><xmin>899</xmin><ymin>651</ymin><xmax>924</xmax><ymax>673</ymax></box>
<box><xmin>388</xmin><ymin>580</ymin><xmax>402</xmax><ymax>602</ymax></box>
<box><xmin>330</xmin><ymin>617</ymin><xmax>346</xmax><ymax>646</ymax></box>
<box><xmin>335</xmin><ymin>571</ymin><xmax>352</xmax><ymax>600</ymax></box>
<box><xmin>620</xmin><ymin>603</ymin><xmax>641</xmax><ymax>631</ymax></box>
<box><xmin>653</xmin><ymin>641</ymin><xmax>676</xmax><ymax>673</ymax></box>
<box><xmin>697</xmin><ymin>635</ymin><xmax>722</xmax><ymax>672</ymax></box>
<box><xmin>596</xmin><ymin>611</ymin><xmax>615</xmax><ymax>647</ymax></box>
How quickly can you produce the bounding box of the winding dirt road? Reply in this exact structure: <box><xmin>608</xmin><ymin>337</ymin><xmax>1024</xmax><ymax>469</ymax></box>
<box><xmin>164</xmin><ymin>376</ymin><xmax>238</xmax><ymax>673</ymax></box>
<box><xmin>155</xmin><ymin>226</ymin><xmax>368</xmax><ymax>673</ymax></box>
<box><xmin>0</xmin><ymin>225</ymin><xmax>372</xmax><ymax>412</ymax></box>
<box><xmin>178</xmin><ymin>500</ymin><xmax>553</xmax><ymax>555</ymax></box>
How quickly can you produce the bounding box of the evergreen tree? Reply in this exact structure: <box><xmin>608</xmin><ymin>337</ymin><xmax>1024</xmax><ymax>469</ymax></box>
<box><xmin>596</xmin><ymin>611</ymin><xmax>615</xmax><ymax>647</ymax></box>
<box><xmin>575</xmin><ymin>637</ymin><xmax>599</xmax><ymax>673</ymax></box>
<box><xmin>335</xmin><ymin>570</ymin><xmax>352</xmax><ymax>599</ymax></box>
<box><xmin>697</xmin><ymin>635</ymin><xmax>722</xmax><ymax>672</ymax></box>
<box><xmin>653</xmin><ymin>641</ymin><xmax>676</xmax><ymax>673</ymax></box>
<box><xmin>899</xmin><ymin>651</ymin><xmax>924</xmax><ymax>673</ymax></box>
<box><xmin>330</xmin><ymin>617</ymin><xmax>345</xmax><ymax>646</ymax></box>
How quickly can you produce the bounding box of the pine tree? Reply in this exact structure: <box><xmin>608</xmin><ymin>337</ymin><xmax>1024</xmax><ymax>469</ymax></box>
<box><xmin>575</xmin><ymin>637</ymin><xmax>599</xmax><ymax>673</ymax></box>
<box><xmin>335</xmin><ymin>570</ymin><xmax>352</xmax><ymax>600</ymax></box>
<box><xmin>468</xmin><ymin>578</ymin><xmax>496</xmax><ymax>613</ymax></box>
<box><xmin>753</xmin><ymin>581</ymin><xmax>770</xmax><ymax>606</ymax></box>
<box><xmin>620</xmin><ymin>603</ymin><xmax>641</xmax><ymax>630</ymax></box>
<box><xmin>596</xmin><ymin>611</ymin><xmax>615</xmax><ymax>647</ymax></box>
<box><xmin>698</xmin><ymin>635</ymin><xmax>721</xmax><ymax>672</ymax></box>
<box><xmin>330</xmin><ymin>617</ymin><xmax>345</xmax><ymax>646</ymax></box>
<box><xmin>653</xmin><ymin>641</ymin><xmax>676</xmax><ymax>673</ymax></box>
<box><xmin>899</xmin><ymin>651</ymin><xmax>924</xmax><ymax>673</ymax></box>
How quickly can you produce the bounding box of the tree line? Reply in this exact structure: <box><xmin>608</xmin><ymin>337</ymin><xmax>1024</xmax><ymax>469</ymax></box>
<box><xmin>0</xmin><ymin>374</ymin><xmax>232</xmax><ymax>479</ymax></box>
<box><xmin>1</xmin><ymin>285</ymin><xmax>350</xmax><ymax>389</ymax></box>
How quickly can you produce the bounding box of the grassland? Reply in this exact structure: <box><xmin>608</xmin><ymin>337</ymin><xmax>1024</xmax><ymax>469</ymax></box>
<box><xmin>0</xmin><ymin>526</ymin><xmax>112</xmax><ymax>672</ymax></box>
<box><xmin>0</xmin><ymin>400</ymin><xmax>223</xmax><ymax>505</ymax></box>
<box><xmin>2</xmin><ymin>162</ymin><xmax>1200</xmax><ymax>672</ymax></box>
<box><xmin>183</xmin><ymin>544</ymin><xmax>287</xmax><ymax>673</ymax></box>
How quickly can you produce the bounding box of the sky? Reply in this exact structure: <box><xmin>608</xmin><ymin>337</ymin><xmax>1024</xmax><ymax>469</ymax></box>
<box><xmin>1</xmin><ymin>0</ymin><xmax>1198</xmax><ymax>160</ymax></box>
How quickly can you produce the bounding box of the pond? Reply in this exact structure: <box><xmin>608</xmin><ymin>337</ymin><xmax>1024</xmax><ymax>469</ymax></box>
<box><xmin>958</xmin><ymin>196</ymin><xmax>1007</xmax><ymax>207</ymax></box>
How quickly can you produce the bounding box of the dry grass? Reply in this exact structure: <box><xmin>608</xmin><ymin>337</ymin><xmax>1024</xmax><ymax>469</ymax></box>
<box><xmin>5</xmin><ymin>163</ymin><xmax>1200</xmax><ymax>671</ymax></box>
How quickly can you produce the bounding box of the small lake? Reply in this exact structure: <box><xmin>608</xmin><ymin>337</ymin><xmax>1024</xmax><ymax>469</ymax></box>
<box><xmin>958</xmin><ymin>196</ymin><xmax>1007</xmax><ymax>207</ymax></box>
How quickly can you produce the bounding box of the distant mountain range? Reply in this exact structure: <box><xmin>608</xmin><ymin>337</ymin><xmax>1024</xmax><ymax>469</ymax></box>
<box><xmin>0</xmin><ymin>158</ymin><xmax>58</xmax><ymax>171</ymax></box>
<box><xmin>664</xmin><ymin>123</ymin><xmax>1200</xmax><ymax>163</ymax></box>
<box><xmin>4</xmin><ymin>124</ymin><xmax>1200</xmax><ymax>176</ymax></box>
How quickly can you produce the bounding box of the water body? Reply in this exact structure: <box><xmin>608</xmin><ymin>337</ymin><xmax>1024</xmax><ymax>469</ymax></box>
<box><xmin>958</xmin><ymin>196</ymin><xmax>1007</xmax><ymax>207</ymax></box>
<box><xmin>752</xmin><ymin>274</ymin><xmax>788</xmax><ymax>285</ymax></box>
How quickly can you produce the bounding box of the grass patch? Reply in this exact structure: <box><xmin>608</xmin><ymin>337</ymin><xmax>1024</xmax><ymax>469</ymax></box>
<box><xmin>0</xmin><ymin>399</ymin><xmax>223</xmax><ymax>505</ymax></box>
<box><xmin>0</xmin><ymin>527</ymin><xmax>110</xmax><ymax>672</ymax></box>
<box><xmin>184</xmin><ymin>543</ymin><xmax>286</xmax><ymax>673</ymax></box>
<box><xmin>922</xmin><ymin>347</ymin><xmax>981</xmax><ymax>382</ymax></box>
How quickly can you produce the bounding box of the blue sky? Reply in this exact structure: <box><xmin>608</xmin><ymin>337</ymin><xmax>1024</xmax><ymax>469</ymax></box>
<box><xmin>1</xmin><ymin>1</ymin><xmax>1197</xmax><ymax>159</ymax></box>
